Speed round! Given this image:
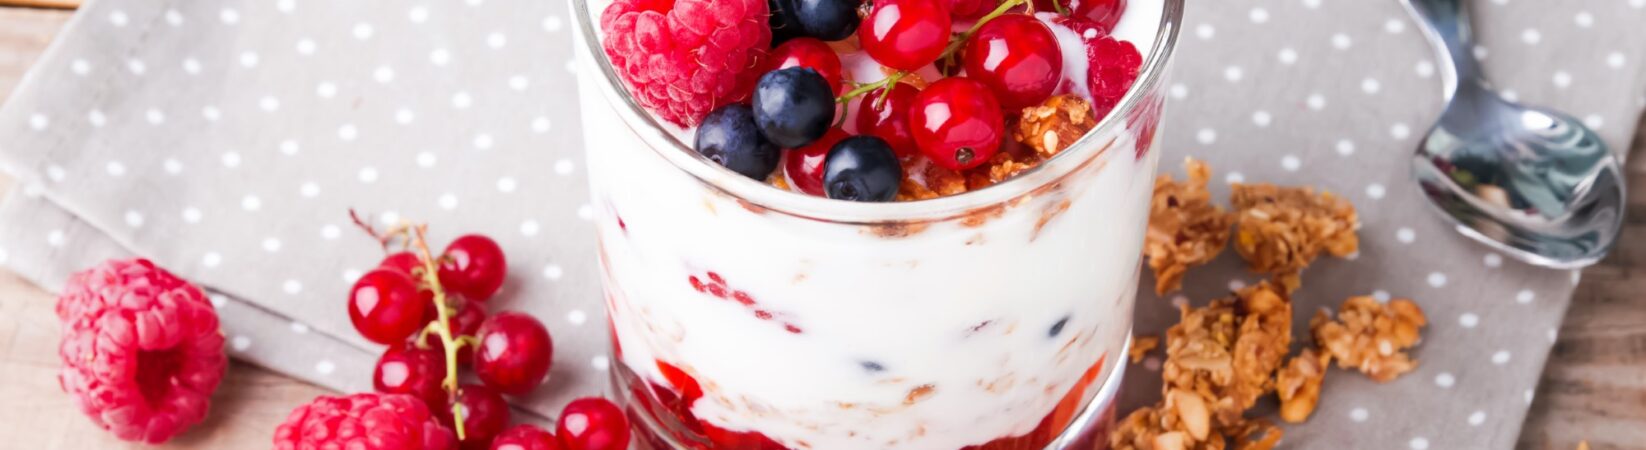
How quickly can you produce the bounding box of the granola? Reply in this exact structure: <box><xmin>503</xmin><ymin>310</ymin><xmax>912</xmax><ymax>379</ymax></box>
<box><xmin>1162</xmin><ymin>282</ymin><xmax>1291</xmax><ymax>427</ymax></box>
<box><xmin>1229</xmin><ymin>183</ymin><xmax>1358</xmax><ymax>292</ymax></box>
<box><xmin>1014</xmin><ymin>94</ymin><xmax>1098</xmax><ymax>157</ymax></box>
<box><xmin>1146</xmin><ymin>158</ymin><xmax>1235</xmax><ymax>294</ymax></box>
<box><xmin>1310</xmin><ymin>296</ymin><xmax>1428</xmax><ymax>382</ymax></box>
<box><xmin>1274</xmin><ymin>348</ymin><xmax>1329</xmax><ymax>423</ymax></box>
<box><xmin>1131</xmin><ymin>335</ymin><xmax>1162</xmax><ymax>364</ymax></box>
<box><xmin>1109</xmin><ymin>390</ymin><xmax>1282</xmax><ymax>450</ymax></box>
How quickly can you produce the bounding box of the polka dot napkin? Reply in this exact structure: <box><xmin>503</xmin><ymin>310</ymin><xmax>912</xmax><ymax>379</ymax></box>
<box><xmin>0</xmin><ymin>0</ymin><xmax>1641</xmax><ymax>445</ymax></box>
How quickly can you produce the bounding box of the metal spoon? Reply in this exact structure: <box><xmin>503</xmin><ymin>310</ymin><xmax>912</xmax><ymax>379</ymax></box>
<box><xmin>1401</xmin><ymin>0</ymin><xmax>1625</xmax><ymax>269</ymax></box>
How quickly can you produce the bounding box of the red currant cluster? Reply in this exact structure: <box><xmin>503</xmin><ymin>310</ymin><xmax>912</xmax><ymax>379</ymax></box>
<box><xmin>331</xmin><ymin>213</ymin><xmax>630</xmax><ymax>450</ymax></box>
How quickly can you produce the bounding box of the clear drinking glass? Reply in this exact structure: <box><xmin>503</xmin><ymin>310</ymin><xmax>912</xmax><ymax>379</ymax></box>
<box><xmin>569</xmin><ymin>0</ymin><xmax>1183</xmax><ymax>448</ymax></box>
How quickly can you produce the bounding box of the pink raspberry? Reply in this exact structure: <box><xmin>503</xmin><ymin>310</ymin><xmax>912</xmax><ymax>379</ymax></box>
<box><xmin>1051</xmin><ymin>17</ymin><xmax>1142</xmax><ymax>116</ymax></box>
<box><xmin>275</xmin><ymin>393</ymin><xmax>458</xmax><ymax>450</ymax></box>
<box><xmin>490</xmin><ymin>424</ymin><xmax>561</xmax><ymax>450</ymax></box>
<box><xmin>55</xmin><ymin>258</ymin><xmax>226</xmax><ymax>444</ymax></box>
<box><xmin>600</xmin><ymin>0</ymin><xmax>771</xmax><ymax>126</ymax></box>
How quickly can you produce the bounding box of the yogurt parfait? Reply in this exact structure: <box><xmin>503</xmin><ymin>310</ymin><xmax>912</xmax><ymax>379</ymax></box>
<box><xmin>569</xmin><ymin>0</ymin><xmax>1183</xmax><ymax>447</ymax></box>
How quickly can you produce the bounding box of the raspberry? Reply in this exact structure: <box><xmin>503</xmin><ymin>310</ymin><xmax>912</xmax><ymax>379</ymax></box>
<box><xmin>1052</xmin><ymin>17</ymin><xmax>1142</xmax><ymax>116</ymax></box>
<box><xmin>274</xmin><ymin>393</ymin><xmax>457</xmax><ymax>450</ymax></box>
<box><xmin>55</xmin><ymin>258</ymin><xmax>226</xmax><ymax>444</ymax></box>
<box><xmin>490</xmin><ymin>424</ymin><xmax>562</xmax><ymax>450</ymax></box>
<box><xmin>600</xmin><ymin>0</ymin><xmax>771</xmax><ymax>126</ymax></box>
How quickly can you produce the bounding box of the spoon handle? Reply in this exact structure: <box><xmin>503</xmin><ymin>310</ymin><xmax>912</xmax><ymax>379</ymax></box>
<box><xmin>1402</xmin><ymin>0</ymin><xmax>1483</xmax><ymax>100</ymax></box>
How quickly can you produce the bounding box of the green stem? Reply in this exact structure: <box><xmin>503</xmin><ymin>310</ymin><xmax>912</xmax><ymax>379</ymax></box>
<box><xmin>937</xmin><ymin>0</ymin><xmax>1029</xmax><ymax>63</ymax></box>
<box><xmin>411</xmin><ymin>228</ymin><xmax>467</xmax><ymax>441</ymax></box>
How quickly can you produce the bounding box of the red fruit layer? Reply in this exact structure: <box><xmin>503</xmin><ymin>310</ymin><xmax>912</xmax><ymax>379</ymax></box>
<box><xmin>687</xmin><ymin>271</ymin><xmax>803</xmax><ymax>334</ymax></box>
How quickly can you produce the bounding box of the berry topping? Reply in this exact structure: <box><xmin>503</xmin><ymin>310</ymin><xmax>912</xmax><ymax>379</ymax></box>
<box><xmin>473</xmin><ymin>312</ymin><xmax>555</xmax><ymax>395</ymax></box>
<box><xmin>767</xmin><ymin>38</ymin><xmax>846</xmax><ymax>95</ymax></box>
<box><xmin>775</xmin><ymin>0</ymin><xmax>863</xmax><ymax>41</ymax></box>
<box><xmin>854</xmin><ymin>82</ymin><xmax>920</xmax><ymax>157</ymax></box>
<box><xmin>785</xmin><ymin>127</ymin><xmax>848</xmax><ymax>196</ymax></box>
<box><xmin>446</xmin><ymin>384</ymin><xmax>511</xmax><ymax>450</ymax></box>
<box><xmin>274</xmin><ymin>393</ymin><xmax>457</xmax><ymax>450</ymax></box>
<box><xmin>557</xmin><ymin>397</ymin><xmax>632</xmax><ymax>450</ymax></box>
<box><xmin>55</xmin><ymin>259</ymin><xmax>225</xmax><ymax>444</ymax></box>
<box><xmin>861</xmin><ymin>0</ymin><xmax>952</xmax><ymax>71</ymax></box>
<box><xmin>438</xmin><ymin>234</ymin><xmax>508</xmax><ymax>302</ymax></box>
<box><xmin>374</xmin><ymin>344</ymin><xmax>450</xmax><ymax>411</ymax></box>
<box><xmin>753</xmin><ymin>67</ymin><xmax>837</xmax><ymax>148</ymax></box>
<box><xmin>600</xmin><ymin>0</ymin><xmax>771</xmax><ymax>126</ymax></box>
<box><xmin>824</xmin><ymin>136</ymin><xmax>904</xmax><ymax>202</ymax></box>
<box><xmin>492</xmin><ymin>425</ymin><xmax>563</xmax><ymax>450</ymax></box>
<box><xmin>1037</xmin><ymin>0</ymin><xmax>1127</xmax><ymax>31</ymax></box>
<box><xmin>381</xmin><ymin>251</ymin><xmax>425</xmax><ymax>277</ymax></box>
<box><xmin>962</xmin><ymin>14</ymin><xmax>1063</xmax><ymax>110</ymax></box>
<box><xmin>909</xmin><ymin>77</ymin><xmax>1006</xmax><ymax>170</ymax></box>
<box><xmin>350</xmin><ymin>268</ymin><xmax>431</xmax><ymax>345</ymax></box>
<box><xmin>695</xmin><ymin>105</ymin><xmax>782</xmax><ymax>180</ymax></box>
<box><xmin>1084</xmin><ymin>34</ymin><xmax>1142</xmax><ymax>116</ymax></box>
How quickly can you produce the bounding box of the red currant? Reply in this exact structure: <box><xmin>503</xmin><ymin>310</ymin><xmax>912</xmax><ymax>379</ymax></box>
<box><xmin>860</xmin><ymin>0</ymin><xmax>952</xmax><ymax>71</ymax></box>
<box><xmin>373</xmin><ymin>344</ymin><xmax>448</xmax><ymax>411</ymax></box>
<box><xmin>473</xmin><ymin>312</ymin><xmax>554</xmax><ymax>395</ymax></box>
<box><xmin>491</xmin><ymin>424</ymin><xmax>562</xmax><ymax>450</ymax></box>
<box><xmin>767</xmin><ymin>38</ymin><xmax>845</xmax><ymax>96</ymax></box>
<box><xmin>439</xmin><ymin>234</ymin><xmax>508</xmax><ymax>302</ymax></box>
<box><xmin>446</xmin><ymin>384</ymin><xmax>511</xmax><ymax>450</ymax></box>
<box><xmin>349</xmin><ymin>269</ymin><xmax>430</xmax><ymax>345</ymax></box>
<box><xmin>855</xmin><ymin>82</ymin><xmax>920</xmax><ymax>157</ymax></box>
<box><xmin>784</xmin><ymin>128</ymin><xmax>848</xmax><ymax>196</ymax></box>
<box><xmin>962</xmin><ymin>14</ymin><xmax>1063</xmax><ymax>110</ymax></box>
<box><xmin>908</xmin><ymin>77</ymin><xmax>1006</xmax><ymax>170</ymax></box>
<box><xmin>556</xmin><ymin>397</ymin><xmax>631</xmax><ymax>450</ymax></box>
<box><xmin>948</xmin><ymin>0</ymin><xmax>990</xmax><ymax>20</ymax></box>
<box><xmin>1036</xmin><ymin>0</ymin><xmax>1127</xmax><ymax>30</ymax></box>
<box><xmin>380</xmin><ymin>251</ymin><xmax>425</xmax><ymax>277</ymax></box>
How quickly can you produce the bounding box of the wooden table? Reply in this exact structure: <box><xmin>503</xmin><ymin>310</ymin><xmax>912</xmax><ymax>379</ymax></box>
<box><xmin>0</xmin><ymin>5</ymin><xmax>1640</xmax><ymax>450</ymax></box>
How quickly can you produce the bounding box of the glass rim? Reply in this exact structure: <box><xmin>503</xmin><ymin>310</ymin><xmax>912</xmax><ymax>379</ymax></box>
<box><xmin>571</xmin><ymin>0</ymin><xmax>1185</xmax><ymax>224</ymax></box>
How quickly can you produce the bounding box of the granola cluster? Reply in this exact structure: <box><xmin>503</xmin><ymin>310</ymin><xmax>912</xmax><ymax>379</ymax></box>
<box><xmin>1014</xmin><ymin>94</ymin><xmax>1099</xmax><ymax>157</ymax></box>
<box><xmin>1311</xmin><ymin>296</ymin><xmax>1428</xmax><ymax>382</ymax></box>
<box><xmin>1229</xmin><ymin>183</ymin><xmax>1359</xmax><ymax>292</ymax></box>
<box><xmin>1274</xmin><ymin>348</ymin><xmax>1328</xmax><ymax>423</ymax></box>
<box><xmin>1146</xmin><ymin>158</ymin><xmax>1234</xmax><ymax>294</ymax></box>
<box><xmin>896</xmin><ymin>95</ymin><xmax>1098</xmax><ymax>200</ymax></box>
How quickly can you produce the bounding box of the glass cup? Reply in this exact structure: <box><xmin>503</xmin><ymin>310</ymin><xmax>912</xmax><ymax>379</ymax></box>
<box><xmin>569</xmin><ymin>0</ymin><xmax>1183</xmax><ymax>447</ymax></box>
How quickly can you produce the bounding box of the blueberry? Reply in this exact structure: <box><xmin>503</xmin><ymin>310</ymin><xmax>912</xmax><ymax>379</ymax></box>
<box><xmin>694</xmin><ymin>105</ymin><xmax>781</xmax><ymax>180</ymax></box>
<box><xmin>768</xmin><ymin>0</ymin><xmax>801</xmax><ymax>46</ymax></box>
<box><xmin>753</xmin><ymin>67</ymin><xmax>836</xmax><ymax>148</ymax></box>
<box><xmin>792</xmin><ymin>0</ymin><xmax>862</xmax><ymax>41</ymax></box>
<box><xmin>824</xmin><ymin>136</ymin><xmax>902</xmax><ymax>202</ymax></box>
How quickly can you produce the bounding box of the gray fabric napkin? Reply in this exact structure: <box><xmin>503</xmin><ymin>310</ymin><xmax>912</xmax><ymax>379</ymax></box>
<box><xmin>0</xmin><ymin>0</ymin><xmax>1642</xmax><ymax>447</ymax></box>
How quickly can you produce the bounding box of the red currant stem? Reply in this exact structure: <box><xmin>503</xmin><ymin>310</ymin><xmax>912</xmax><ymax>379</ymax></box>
<box><xmin>408</xmin><ymin>224</ymin><xmax>469</xmax><ymax>441</ymax></box>
<box><xmin>836</xmin><ymin>71</ymin><xmax>906</xmax><ymax>104</ymax></box>
<box><xmin>937</xmin><ymin>0</ymin><xmax>1029</xmax><ymax>63</ymax></box>
<box><xmin>1048</xmin><ymin>0</ymin><xmax>1066</xmax><ymax>17</ymax></box>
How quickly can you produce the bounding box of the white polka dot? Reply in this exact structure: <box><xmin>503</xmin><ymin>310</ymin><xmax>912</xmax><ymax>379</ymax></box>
<box><xmin>1571</xmin><ymin>270</ymin><xmax>1582</xmax><ymax>285</ymax></box>
<box><xmin>532</xmin><ymin>116</ymin><xmax>553</xmax><ymax>133</ymax></box>
<box><xmin>437</xmin><ymin>193</ymin><xmax>459</xmax><ymax>210</ymax></box>
<box><xmin>1251</xmin><ymin>111</ymin><xmax>1271</xmax><ymax>127</ymax></box>
<box><xmin>127</xmin><ymin>58</ymin><xmax>147</xmax><ymax>75</ymax></box>
<box><xmin>1170</xmin><ymin>295</ymin><xmax>1189</xmax><ymax>310</ymax></box>
<box><xmin>279</xmin><ymin>140</ymin><xmax>301</xmax><ymax>156</ymax></box>
<box><xmin>242</xmin><ymin>195</ymin><xmax>262</xmax><ymax>211</ymax></box>
<box><xmin>374</xmin><ymin>66</ymin><xmax>395</xmax><ymax>83</ymax></box>
<box><xmin>142</xmin><ymin>108</ymin><xmax>167</xmax><ymax>125</ymax></box>
<box><xmin>567</xmin><ymin>309</ymin><xmax>588</xmax><ymax>325</ymax></box>
<box><xmin>207</xmin><ymin>294</ymin><xmax>226</xmax><ymax>307</ymax></box>
<box><xmin>473</xmin><ymin>133</ymin><xmax>494</xmax><ymax>150</ymax></box>
<box><xmin>1306</xmin><ymin>94</ymin><xmax>1326</xmax><ymax>110</ymax></box>
<box><xmin>1574</xmin><ymin>11</ymin><xmax>1594</xmax><ymax>27</ymax></box>
<box><xmin>590</xmin><ymin>356</ymin><xmax>610</xmax><ymax>371</ymax></box>
<box><xmin>27</xmin><ymin>113</ymin><xmax>48</xmax><ymax>131</ymax></box>
<box><xmin>46</xmin><ymin>165</ymin><xmax>66</xmax><ymax>182</ymax></box>
<box><xmin>230</xmin><ymin>335</ymin><xmax>251</xmax><ymax>351</ymax></box>
<box><xmin>1168</xmin><ymin>83</ymin><xmax>1188</xmax><ymax>99</ymax></box>
<box><xmin>1385</xmin><ymin>18</ymin><xmax>1406</xmax><ymax>34</ymax></box>
<box><xmin>520</xmin><ymin>220</ymin><xmax>541</xmax><ymax>237</ymax></box>
<box><xmin>508</xmin><ymin>75</ymin><xmax>530</xmax><ymax>91</ymax></box>
<box><xmin>1516</xmin><ymin>289</ymin><xmax>1535</xmax><ymax>304</ymax></box>
<box><xmin>1143</xmin><ymin>356</ymin><xmax>1162</xmax><ymax>371</ymax></box>
<box><xmin>108</xmin><ymin>10</ymin><xmax>128</xmax><ymax>26</ymax></box>
<box><xmin>300</xmin><ymin>182</ymin><xmax>320</xmax><ymax>197</ymax></box>
<box><xmin>164</xmin><ymin>158</ymin><xmax>184</xmax><ymax>174</ymax></box>
<box><xmin>1391</xmin><ymin>123</ymin><xmax>1411</xmax><ymax>139</ymax></box>
<box><xmin>416</xmin><ymin>152</ymin><xmax>437</xmax><ymax>168</ymax></box>
<box><xmin>543</xmin><ymin>264</ymin><xmax>564</xmax><ymax>280</ymax></box>
<box><xmin>1366</xmin><ymin>183</ymin><xmax>1385</xmax><ymax>199</ymax></box>
<box><xmin>182</xmin><ymin>207</ymin><xmax>203</xmax><ymax>223</ymax></box>
<box><xmin>321</xmin><ymin>224</ymin><xmax>341</xmax><ymax>240</ymax></box>
<box><xmin>1634</xmin><ymin>0</ymin><xmax>1645</xmax><ymax>9</ymax></box>
<box><xmin>1606</xmin><ymin>52</ymin><xmax>1625</xmax><ymax>69</ymax></box>
<box><xmin>497</xmin><ymin>177</ymin><xmax>518</xmax><ymax>192</ymax></box>
<box><xmin>106</xmin><ymin>161</ymin><xmax>127</xmax><ymax>176</ymax></box>
<box><xmin>430</xmin><ymin>48</ymin><xmax>451</xmax><ymax>66</ymax></box>
<box><xmin>1195</xmin><ymin>128</ymin><xmax>1216</xmax><ymax>145</ymax></box>
<box><xmin>1525</xmin><ymin>389</ymin><xmax>1535</xmax><ymax>404</ymax></box>
<box><xmin>296</xmin><ymin>39</ymin><xmax>317</xmax><ymax>55</ymax></box>
<box><xmin>46</xmin><ymin>230</ymin><xmax>66</xmax><ymax>247</ymax></box>
<box><xmin>1474</xmin><ymin>45</ymin><xmax>1489</xmax><ymax>60</ymax></box>
<box><xmin>1583</xmin><ymin>114</ymin><xmax>1603</xmax><ymax>130</ymax></box>
<box><xmin>219</xmin><ymin>8</ymin><xmax>240</xmax><ymax>24</ymax></box>
<box><xmin>554</xmin><ymin>159</ymin><xmax>576</xmax><ymax>175</ymax></box>
<box><xmin>1484</xmin><ymin>253</ymin><xmax>1502</xmax><ymax>267</ymax></box>
<box><xmin>1515</xmin><ymin>28</ymin><xmax>1542</xmax><ymax>45</ymax></box>
<box><xmin>358</xmin><ymin>167</ymin><xmax>379</xmax><ymax>183</ymax></box>
<box><xmin>21</xmin><ymin>184</ymin><xmax>41</xmax><ymax>198</ymax></box>
<box><xmin>1552</xmin><ymin>71</ymin><xmax>1572</xmax><ymax>89</ymax></box>
<box><xmin>70</xmin><ymin>59</ymin><xmax>90</xmax><ymax>76</ymax></box>
<box><xmin>1492</xmin><ymin>350</ymin><xmax>1512</xmax><ymax>365</ymax></box>
<box><xmin>1416</xmin><ymin>60</ymin><xmax>1435</xmax><ymax>78</ymax></box>
<box><xmin>353</xmin><ymin>22</ymin><xmax>375</xmax><ymax>40</ymax></box>
<box><xmin>1302</xmin><ymin>0</ymin><xmax>1320</xmax><ymax>8</ymax></box>
<box><xmin>164</xmin><ymin>9</ymin><xmax>184</xmax><ymax>25</ymax></box>
<box><xmin>262</xmin><ymin>237</ymin><xmax>283</xmax><ymax>252</ymax></box>
<box><xmin>1334</xmin><ymin>139</ymin><xmax>1355</xmax><ymax>156</ymax></box>
<box><xmin>259</xmin><ymin>96</ymin><xmax>280</xmax><ymax>112</ymax></box>
<box><xmin>341</xmin><ymin>268</ymin><xmax>362</xmax><ymax>283</ymax></box>
<box><xmin>578</xmin><ymin>204</ymin><xmax>596</xmax><ymax>220</ymax></box>
<box><xmin>124</xmin><ymin>210</ymin><xmax>144</xmax><ymax>228</ymax></box>
<box><xmin>1195</xmin><ymin>23</ymin><xmax>1214</xmax><ymax>40</ymax></box>
<box><xmin>1331</xmin><ymin>33</ymin><xmax>1352</xmax><ymax>49</ymax></box>
<box><xmin>1248</xmin><ymin>8</ymin><xmax>1268</xmax><ymax>23</ymax></box>
<box><xmin>339</xmin><ymin>124</ymin><xmax>359</xmax><ymax>141</ymax></box>
<box><xmin>277</xmin><ymin>0</ymin><xmax>296</xmax><ymax>13</ymax></box>
<box><xmin>1277</xmin><ymin>47</ymin><xmax>1297</xmax><ymax>65</ymax></box>
<box><xmin>395</xmin><ymin>108</ymin><xmax>416</xmax><ymax>125</ymax></box>
<box><xmin>1224</xmin><ymin>172</ymin><xmax>1245</xmax><ymax>184</ymax></box>
<box><xmin>1373</xmin><ymin>290</ymin><xmax>1391</xmax><ymax>302</ymax></box>
<box><xmin>1279</xmin><ymin>155</ymin><xmax>1301</xmax><ymax>171</ymax></box>
<box><xmin>239</xmin><ymin>51</ymin><xmax>259</xmax><ymax>68</ymax></box>
<box><xmin>1458</xmin><ymin>313</ymin><xmax>1479</xmax><ymax>328</ymax></box>
<box><xmin>221</xmin><ymin>152</ymin><xmax>242</xmax><ymax>168</ymax></box>
<box><xmin>283</xmin><ymin>279</ymin><xmax>303</xmax><ymax>295</ymax></box>
<box><xmin>1500</xmin><ymin>89</ymin><xmax>1519</xmax><ymax>102</ymax></box>
<box><xmin>1350</xmin><ymin>407</ymin><xmax>1369</xmax><ymax>422</ymax></box>
<box><xmin>1397</xmin><ymin>228</ymin><xmax>1416</xmax><ymax>243</ymax></box>
<box><xmin>291</xmin><ymin>322</ymin><xmax>311</xmax><ymax>334</ymax></box>
<box><xmin>1548</xmin><ymin>328</ymin><xmax>1558</xmax><ymax>343</ymax></box>
<box><xmin>1409</xmin><ymin>437</ymin><xmax>1430</xmax><ymax>450</ymax></box>
<box><xmin>487</xmin><ymin>32</ymin><xmax>508</xmax><ymax>48</ymax></box>
<box><xmin>1468</xmin><ymin>411</ymin><xmax>1486</xmax><ymax>426</ymax></box>
<box><xmin>1435</xmin><ymin>372</ymin><xmax>1455</xmax><ymax>388</ymax></box>
<box><xmin>543</xmin><ymin>16</ymin><xmax>563</xmax><ymax>32</ymax></box>
<box><xmin>1222</xmin><ymin>66</ymin><xmax>1243</xmax><ymax>82</ymax></box>
<box><xmin>202</xmin><ymin>106</ymin><xmax>221</xmax><ymax>121</ymax></box>
<box><xmin>315</xmin><ymin>360</ymin><xmax>336</xmax><ymax>375</ymax></box>
<box><xmin>202</xmin><ymin>252</ymin><xmax>221</xmax><ymax>267</ymax></box>
<box><xmin>451</xmin><ymin>91</ymin><xmax>473</xmax><ymax>109</ymax></box>
<box><xmin>1427</xmin><ymin>272</ymin><xmax>1448</xmax><ymax>287</ymax></box>
<box><xmin>1360</xmin><ymin>78</ymin><xmax>1381</xmax><ymax>94</ymax></box>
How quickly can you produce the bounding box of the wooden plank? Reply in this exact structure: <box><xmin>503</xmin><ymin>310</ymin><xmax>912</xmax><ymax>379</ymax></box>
<box><xmin>0</xmin><ymin>1</ymin><xmax>79</xmax><ymax>9</ymax></box>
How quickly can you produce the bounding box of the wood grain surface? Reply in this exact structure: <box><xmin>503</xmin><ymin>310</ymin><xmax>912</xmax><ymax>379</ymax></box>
<box><xmin>0</xmin><ymin>6</ymin><xmax>1639</xmax><ymax>450</ymax></box>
